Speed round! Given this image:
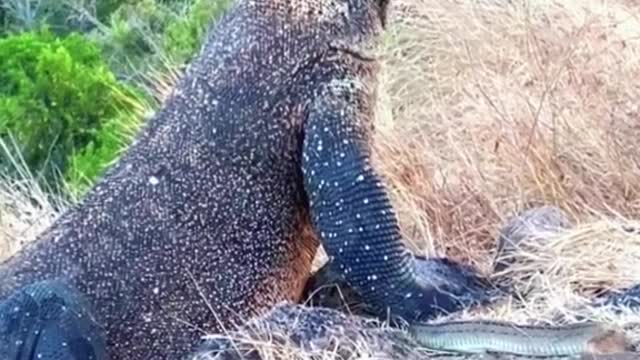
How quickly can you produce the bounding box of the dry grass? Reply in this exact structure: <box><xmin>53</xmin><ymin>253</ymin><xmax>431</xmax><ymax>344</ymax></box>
<box><xmin>373</xmin><ymin>0</ymin><xmax>640</xmax><ymax>266</ymax></box>
<box><xmin>0</xmin><ymin>139</ymin><xmax>66</xmax><ymax>262</ymax></box>
<box><xmin>2</xmin><ymin>0</ymin><xmax>640</xmax><ymax>357</ymax></box>
<box><xmin>369</xmin><ymin>0</ymin><xmax>640</xmax><ymax>350</ymax></box>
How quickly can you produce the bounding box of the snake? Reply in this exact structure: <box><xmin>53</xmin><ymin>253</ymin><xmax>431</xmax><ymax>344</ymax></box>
<box><xmin>408</xmin><ymin>320</ymin><xmax>634</xmax><ymax>357</ymax></box>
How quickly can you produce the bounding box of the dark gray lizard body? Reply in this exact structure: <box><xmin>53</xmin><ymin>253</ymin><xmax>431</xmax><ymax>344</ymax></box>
<box><xmin>0</xmin><ymin>0</ymin><xmax>485</xmax><ymax>358</ymax></box>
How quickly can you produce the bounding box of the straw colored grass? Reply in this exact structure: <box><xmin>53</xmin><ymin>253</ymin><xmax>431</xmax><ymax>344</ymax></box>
<box><xmin>0</xmin><ymin>139</ymin><xmax>66</xmax><ymax>262</ymax></box>
<box><xmin>373</xmin><ymin>0</ymin><xmax>640</xmax><ymax>269</ymax></box>
<box><xmin>2</xmin><ymin>0</ymin><xmax>640</xmax><ymax>357</ymax></box>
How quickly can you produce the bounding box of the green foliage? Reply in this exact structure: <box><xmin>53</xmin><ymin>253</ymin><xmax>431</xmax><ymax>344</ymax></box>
<box><xmin>64</xmin><ymin>106</ymin><xmax>142</xmax><ymax>197</ymax></box>
<box><xmin>1</xmin><ymin>0</ymin><xmax>96</xmax><ymax>35</ymax></box>
<box><xmin>1</xmin><ymin>0</ymin><xmax>50</xmax><ymax>33</ymax></box>
<box><xmin>94</xmin><ymin>0</ymin><xmax>230</xmax><ymax>80</ymax></box>
<box><xmin>95</xmin><ymin>0</ymin><xmax>174</xmax><ymax>73</ymax></box>
<box><xmin>96</xmin><ymin>0</ymin><xmax>138</xmax><ymax>22</ymax></box>
<box><xmin>0</xmin><ymin>30</ymin><xmax>142</xmax><ymax>192</ymax></box>
<box><xmin>0</xmin><ymin>0</ymin><xmax>231</xmax><ymax>196</ymax></box>
<box><xmin>162</xmin><ymin>0</ymin><xmax>230</xmax><ymax>63</ymax></box>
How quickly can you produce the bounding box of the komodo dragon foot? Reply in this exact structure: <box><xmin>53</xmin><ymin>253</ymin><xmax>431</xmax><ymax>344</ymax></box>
<box><xmin>304</xmin><ymin>256</ymin><xmax>498</xmax><ymax>322</ymax></box>
<box><xmin>0</xmin><ymin>280</ymin><xmax>107</xmax><ymax>360</ymax></box>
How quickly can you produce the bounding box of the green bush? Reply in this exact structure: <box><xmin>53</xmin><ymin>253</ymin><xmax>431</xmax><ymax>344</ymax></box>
<box><xmin>0</xmin><ymin>29</ymin><xmax>142</xmax><ymax>193</ymax></box>
<box><xmin>95</xmin><ymin>0</ymin><xmax>175</xmax><ymax>75</ymax></box>
<box><xmin>162</xmin><ymin>0</ymin><xmax>230</xmax><ymax>63</ymax></box>
<box><xmin>94</xmin><ymin>0</ymin><xmax>230</xmax><ymax>81</ymax></box>
<box><xmin>64</xmin><ymin>106</ymin><xmax>142</xmax><ymax>197</ymax></box>
<box><xmin>0</xmin><ymin>0</ymin><xmax>231</xmax><ymax>196</ymax></box>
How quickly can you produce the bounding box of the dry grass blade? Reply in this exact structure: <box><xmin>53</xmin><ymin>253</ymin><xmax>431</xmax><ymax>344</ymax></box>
<box><xmin>0</xmin><ymin>137</ymin><xmax>66</xmax><ymax>263</ymax></box>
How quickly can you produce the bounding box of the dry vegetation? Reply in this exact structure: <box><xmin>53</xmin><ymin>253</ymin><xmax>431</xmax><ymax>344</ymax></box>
<box><xmin>1</xmin><ymin>0</ymin><xmax>640</xmax><ymax>357</ymax></box>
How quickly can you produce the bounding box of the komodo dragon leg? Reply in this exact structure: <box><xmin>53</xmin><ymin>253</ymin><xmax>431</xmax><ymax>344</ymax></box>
<box><xmin>300</xmin><ymin>60</ymin><xmax>491</xmax><ymax>323</ymax></box>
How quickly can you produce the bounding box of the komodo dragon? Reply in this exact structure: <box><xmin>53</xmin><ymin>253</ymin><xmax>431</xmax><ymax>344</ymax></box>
<box><xmin>0</xmin><ymin>0</ymin><xmax>489</xmax><ymax>358</ymax></box>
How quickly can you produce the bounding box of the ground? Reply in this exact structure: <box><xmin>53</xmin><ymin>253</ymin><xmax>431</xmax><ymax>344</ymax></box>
<box><xmin>1</xmin><ymin>0</ymin><xmax>640</xmax><ymax>358</ymax></box>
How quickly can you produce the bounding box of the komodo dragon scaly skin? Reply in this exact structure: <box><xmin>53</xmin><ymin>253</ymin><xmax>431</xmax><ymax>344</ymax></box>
<box><xmin>0</xmin><ymin>0</ymin><xmax>487</xmax><ymax>358</ymax></box>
